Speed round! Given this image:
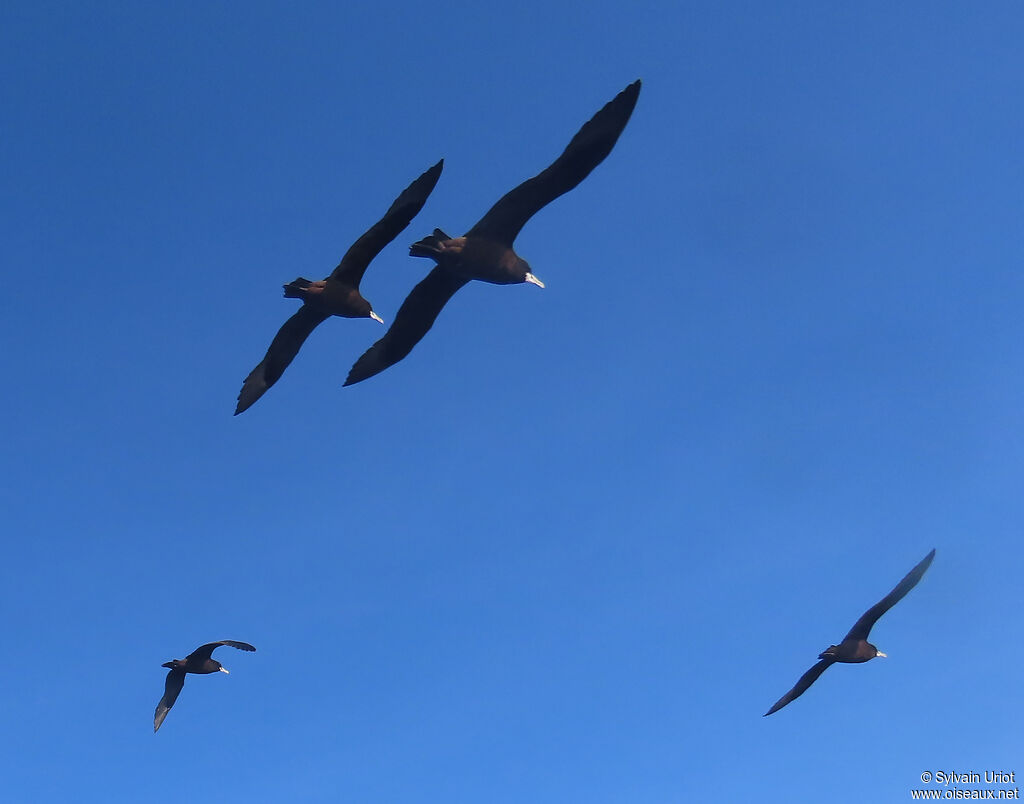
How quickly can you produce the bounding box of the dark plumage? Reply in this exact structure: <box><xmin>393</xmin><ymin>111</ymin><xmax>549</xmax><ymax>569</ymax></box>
<box><xmin>764</xmin><ymin>549</ymin><xmax>935</xmax><ymax>716</ymax></box>
<box><xmin>343</xmin><ymin>80</ymin><xmax>641</xmax><ymax>386</ymax></box>
<box><xmin>235</xmin><ymin>160</ymin><xmax>443</xmax><ymax>413</ymax></box>
<box><xmin>154</xmin><ymin>640</ymin><xmax>256</xmax><ymax>732</ymax></box>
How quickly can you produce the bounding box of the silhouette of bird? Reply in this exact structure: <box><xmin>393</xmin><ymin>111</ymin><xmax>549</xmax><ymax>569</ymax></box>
<box><xmin>343</xmin><ymin>80</ymin><xmax>641</xmax><ymax>386</ymax></box>
<box><xmin>235</xmin><ymin>160</ymin><xmax>443</xmax><ymax>413</ymax></box>
<box><xmin>154</xmin><ymin>640</ymin><xmax>256</xmax><ymax>732</ymax></box>
<box><xmin>764</xmin><ymin>549</ymin><xmax>935</xmax><ymax>716</ymax></box>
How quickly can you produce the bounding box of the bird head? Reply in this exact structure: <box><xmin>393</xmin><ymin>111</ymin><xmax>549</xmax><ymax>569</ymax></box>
<box><xmin>870</xmin><ymin>643</ymin><xmax>887</xmax><ymax>658</ymax></box>
<box><xmin>517</xmin><ymin>258</ymin><xmax>544</xmax><ymax>288</ymax></box>
<box><xmin>350</xmin><ymin>295</ymin><xmax>384</xmax><ymax>324</ymax></box>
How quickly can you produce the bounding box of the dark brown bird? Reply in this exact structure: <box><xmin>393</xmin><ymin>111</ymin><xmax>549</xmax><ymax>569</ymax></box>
<box><xmin>764</xmin><ymin>549</ymin><xmax>935</xmax><ymax>716</ymax></box>
<box><xmin>235</xmin><ymin>160</ymin><xmax>444</xmax><ymax>413</ymax></box>
<box><xmin>343</xmin><ymin>80</ymin><xmax>641</xmax><ymax>386</ymax></box>
<box><xmin>154</xmin><ymin>640</ymin><xmax>256</xmax><ymax>732</ymax></box>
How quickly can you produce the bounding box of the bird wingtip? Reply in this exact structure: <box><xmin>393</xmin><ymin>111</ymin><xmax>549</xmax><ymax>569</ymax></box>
<box><xmin>343</xmin><ymin>361</ymin><xmax>376</xmax><ymax>387</ymax></box>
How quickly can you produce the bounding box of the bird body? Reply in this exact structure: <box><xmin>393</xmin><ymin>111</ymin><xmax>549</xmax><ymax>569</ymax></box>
<box><xmin>234</xmin><ymin>159</ymin><xmax>443</xmax><ymax>414</ymax></box>
<box><xmin>818</xmin><ymin>638</ymin><xmax>884</xmax><ymax>663</ymax></box>
<box><xmin>344</xmin><ymin>80</ymin><xmax>640</xmax><ymax>386</ymax></box>
<box><xmin>408</xmin><ymin>229</ymin><xmax>541</xmax><ymax>286</ymax></box>
<box><xmin>154</xmin><ymin>640</ymin><xmax>256</xmax><ymax>732</ymax></box>
<box><xmin>282</xmin><ymin>277</ymin><xmax>379</xmax><ymax>319</ymax></box>
<box><xmin>161</xmin><ymin>657</ymin><xmax>229</xmax><ymax>674</ymax></box>
<box><xmin>763</xmin><ymin>548</ymin><xmax>935</xmax><ymax>716</ymax></box>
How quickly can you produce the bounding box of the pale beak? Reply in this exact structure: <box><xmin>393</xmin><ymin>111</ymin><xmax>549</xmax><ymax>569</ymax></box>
<box><xmin>875</xmin><ymin>651</ymin><xmax>887</xmax><ymax>658</ymax></box>
<box><xmin>219</xmin><ymin>667</ymin><xmax>230</xmax><ymax>673</ymax></box>
<box><xmin>370</xmin><ymin>311</ymin><xmax>384</xmax><ymax>324</ymax></box>
<box><xmin>524</xmin><ymin>272</ymin><xmax>545</xmax><ymax>288</ymax></box>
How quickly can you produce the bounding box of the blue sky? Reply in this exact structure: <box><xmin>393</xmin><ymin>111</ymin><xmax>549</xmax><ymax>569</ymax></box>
<box><xmin>2</xmin><ymin>1</ymin><xmax>1021</xmax><ymax>801</ymax></box>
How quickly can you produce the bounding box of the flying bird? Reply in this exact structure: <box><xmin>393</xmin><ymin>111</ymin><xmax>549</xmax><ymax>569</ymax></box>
<box><xmin>343</xmin><ymin>80</ymin><xmax>641</xmax><ymax>386</ymax></box>
<box><xmin>154</xmin><ymin>640</ymin><xmax>256</xmax><ymax>732</ymax></box>
<box><xmin>764</xmin><ymin>548</ymin><xmax>935</xmax><ymax>716</ymax></box>
<box><xmin>235</xmin><ymin>160</ymin><xmax>444</xmax><ymax>413</ymax></box>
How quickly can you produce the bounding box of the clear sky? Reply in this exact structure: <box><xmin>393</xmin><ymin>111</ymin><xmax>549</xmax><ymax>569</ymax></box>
<box><xmin>2</xmin><ymin>1</ymin><xmax>1021</xmax><ymax>801</ymax></box>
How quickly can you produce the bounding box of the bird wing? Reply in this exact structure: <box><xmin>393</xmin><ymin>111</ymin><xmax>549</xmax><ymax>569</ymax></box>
<box><xmin>763</xmin><ymin>658</ymin><xmax>835</xmax><ymax>716</ymax></box>
<box><xmin>235</xmin><ymin>306</ymin><xmax>331</xmax><ymax>415</ymax></box>
<box><xmin>154</xmin><ymin>668</ymin><xmax>186</xmax><ymax>732</ymax></box>
<box><xmin>330</xmin><ymin>160</ymin><xmax>444</xmax><ymax>288</ymax></box>
<box><xmin>186</xmin><ymin>641</ymin><xmax>257</xmax><ymax>663</ymax></box>
<box><xmin>466</xmin><ymin>81</ymin><xmax>640</xmax><ymax>247</ymax></box>
<box><xmin>343</xmin><ymin>267</ymin><xmax>469</xmax><ymax>386</ymax></box>
<box><xmin>843</xmin><ymin>549</ymin><xmax>936</xmax><ymax>642</ymax></box>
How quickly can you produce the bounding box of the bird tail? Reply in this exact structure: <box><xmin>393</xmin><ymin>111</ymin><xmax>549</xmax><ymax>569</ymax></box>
<box><xmin>409</xmin><ymin>229</ymin><xmax>452</xmax><ymax>258</ymax></box>
<box><xmin>283</xmin><ymin>277</ymin><xmax>314</xmax><ymax>298</ymax></box>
